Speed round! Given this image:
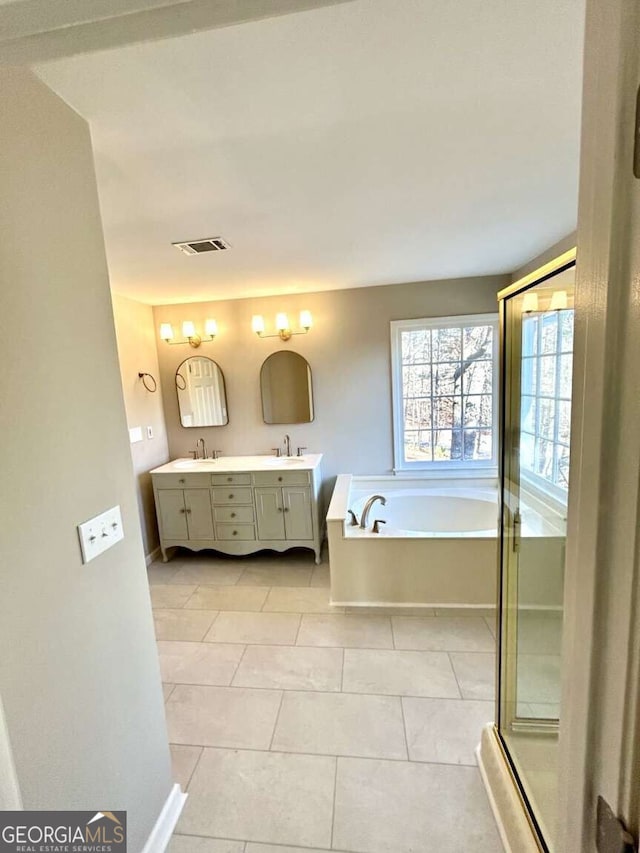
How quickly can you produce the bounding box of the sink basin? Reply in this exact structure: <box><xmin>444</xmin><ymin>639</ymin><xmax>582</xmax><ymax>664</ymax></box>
<box><xmin>265</xmin><ymin>457</ymin><xmax>307</xmax><ymax>465</ymax></box>
<box><xmin>173</xmin><ymin>459</ymin><xmax>215</xmax><ymax>469</ymax></box>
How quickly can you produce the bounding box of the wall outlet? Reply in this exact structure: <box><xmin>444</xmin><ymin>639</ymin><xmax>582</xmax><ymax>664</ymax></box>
<box><xmin>146</xmin><ymin>425</ymin><xmax>154</xmax><ymax>439</ymax></box>
<box><xmin>78</xmin><ymin>506</ymin><xmax>124</xmax><ymax>564</ymax></box>
<box><xmin>129</xmin><ymin>426</ymin><xmax>143</xmax><ymax>444</ymax></box>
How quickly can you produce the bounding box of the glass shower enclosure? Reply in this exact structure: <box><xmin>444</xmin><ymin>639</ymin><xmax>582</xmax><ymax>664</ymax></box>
<box><xmin>496</xmin><ymin>251</ymin><xmax>576</xmax><ymax>852</ymax></box>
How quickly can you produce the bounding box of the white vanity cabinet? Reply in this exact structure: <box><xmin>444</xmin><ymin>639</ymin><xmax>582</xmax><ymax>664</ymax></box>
<box><xmin>151</xmin><ymin>455</ymin><xmax>323</xmax><ymax>564</ymax></box>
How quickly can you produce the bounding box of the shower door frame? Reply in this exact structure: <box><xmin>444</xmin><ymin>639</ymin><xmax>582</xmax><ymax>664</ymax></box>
<box><xmin>495</xmin><ymin>248</ymin><xmax>577</xmax><ymax>852</ymax></box>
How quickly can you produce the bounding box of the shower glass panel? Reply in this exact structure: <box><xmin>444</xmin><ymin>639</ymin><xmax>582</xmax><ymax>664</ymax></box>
<box><xmin>497</xmin><ymin>255</ymin><xmax>575</xmax><ymax>852</ymax></box>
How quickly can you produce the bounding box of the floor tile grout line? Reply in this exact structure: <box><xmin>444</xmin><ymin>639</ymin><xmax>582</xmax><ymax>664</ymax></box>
<box><xmin>159</xmin><ymin>638</ymin><xmax>487</xmax><ymax>653</ymax></box>
<box><xmin>447</xmin><ymin>651</ymin><xmax>465</xmax><ymax>700</ymax></box>
<box><xmin>169</xmin><ymin>741</ymin><xmax>485</xmax><ymax>769</ymax></box>
<box><xmin>267</xmin><ymin>690</ymin><xmax>286</xmax><ymax>751</ymax></box>
<box><xmin>293</xmin><ymin>612</ymin><xmax>304</xmax><ymax>645</ymax></box>
<box><xmin>164</xmin><ymin>682</ymin><xmax>474</xmax><ymax>701</ymax></box>
<box><xmin>340</xmin><ymin>647</ymin><xmax>345</xmax><ymax>692</ymax></box>
<box><xmin>164</xmin><ymin>680</ymin><xmax>488</xmax><ymax>702</ymax></box>
<box><xmin>399</xmin><ymin>695</ymin><xmax>411</xmax><ymax>761</ymax></box>
<box><xmin>330</xmin><ymin>755</ymin><xmax>339</xmax><ymax>850</ymax></box>
<box><xmin>229</xmin><ymin>644</ymin><xmax>250</xmax><ymax>687</ymax></box>
<box><xmin>180</xmin><ymin>743</ymin><xmax>205</xmax><ymax>793</ymax></box>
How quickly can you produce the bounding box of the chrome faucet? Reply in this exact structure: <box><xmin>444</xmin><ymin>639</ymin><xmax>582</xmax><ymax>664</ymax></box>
<box><xmin>284</xmin><ymin>434</ymin><xmax>291</xmax><ymax>457</ymax></box>
<box><xmin>196</xmin><ymin>437</ymin><xmax>207</xmax><ymax>460</ymax></box>
<box><xmin>360</xmin><ymin>494</ymin><xmax>387</xmax><ymax>529</ymax></box>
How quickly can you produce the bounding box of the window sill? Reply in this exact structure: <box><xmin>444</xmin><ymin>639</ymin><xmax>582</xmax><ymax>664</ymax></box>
<box><xmin>392</xmin><ymin>466</ymin><xmax>499</xmax><ymax>480</ymax></box>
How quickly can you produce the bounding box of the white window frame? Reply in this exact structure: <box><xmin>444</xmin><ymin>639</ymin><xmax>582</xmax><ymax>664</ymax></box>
<box><xmin>519</xmin><ymin>308</ymin><xmax>573</xmax><ymax>512</ymax></box>
<box><xmin>390</xmin><ymin>313</ymin><xmax>499</xmax><ymax>475</ymax></box>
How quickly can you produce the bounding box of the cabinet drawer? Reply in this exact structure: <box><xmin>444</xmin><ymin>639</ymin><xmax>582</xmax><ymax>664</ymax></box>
<box><xmin>211</xmin><ymin>487</ymin><xmax>253</xmax><ymax>505</ymax></box>
<box><xmin>153</xmin><ymin>472</ymin><xmax>211</xmax><ymax>489</ymax></box>
<box><xmin>252</xmin><ymin>471</ymin><xmax>310</xmax><ymax>487</ymax></box>
<box><xmin>216</xmin><ymin>523</ymin><xmax>256</xmax><ymax>541</ymax></box>
<box><xmin>214</xmin><ymin>506</ymin><xmax>255</xmax><ymax>523</ymax></box>
<box><xmin>211</xmin><ymin>473</ymin><xmax>252</xmax><ymax>486</ymax></box>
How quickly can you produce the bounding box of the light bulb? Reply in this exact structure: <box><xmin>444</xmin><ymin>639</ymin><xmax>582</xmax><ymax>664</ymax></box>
<box><xmin>205</xmin><ymin>318</ymin><xmax>218</xmax><ymax>337</ymax></box>
<box><xmin>182</xmin><ymin>321</ymin><xmax>196</xmax><ymax>338</ymax></box>
<box><xmin>252</xmin><ymin>315</ymin><xmax>265</xmax><ymax>335</ymax></box>
<box><xmin>276</xmin><ymin>312</ymin><xmax>289</xmax><ymax>332</ymax></box>
<box><xmin>300</xmin><ymin>309</ymin><xmax>313</xmax><ymax>330</ymax></box>
<box><xmin>522</xmin><ymin>293</ymin><xmax>539</xmax><ymax>313</ymax></box>
<box><xmin>160</xmin><ymin>323</ymin><xmax>174</xmax><ymax>342</ymax></box>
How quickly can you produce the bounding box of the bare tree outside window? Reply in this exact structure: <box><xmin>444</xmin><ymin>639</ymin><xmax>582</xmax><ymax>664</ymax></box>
<box><xmin>400</xmin><ymin>321</ymin><xmax>495</xmax><ymax>464</ymax></box>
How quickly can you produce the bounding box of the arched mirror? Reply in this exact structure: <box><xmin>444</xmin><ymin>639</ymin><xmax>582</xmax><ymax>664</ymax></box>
<box><xmin>260</xmin><ymin>350</ymin><xmax>314</xmax><ymax>424</ymax></box>
<box><xmin>175</xmin><ymin>356</ymin><xmax>228</xmax><ymax>427</ymax></box>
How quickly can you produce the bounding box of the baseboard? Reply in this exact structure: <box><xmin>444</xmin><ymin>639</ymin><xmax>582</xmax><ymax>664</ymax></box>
<box><xmin>145</xmin><ymin>546</ymin><xmax>162</xmax><ymax>567</ymax></box>
<box><xmin>331</xmin><ymin>600</ymin><xmax>496</xmax><ymax>610</ymax></box>
<box><xmin>140</xmin><ymin>783</ymin><xmax>187</xmax><ymax>853</ymax></box>
<box><xmin>476</xmin><ymin>724</ymin><xmax>542</xmax><ymax>853</ymax></box>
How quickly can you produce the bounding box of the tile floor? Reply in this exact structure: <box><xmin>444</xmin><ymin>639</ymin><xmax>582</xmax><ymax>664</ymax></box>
<box><xmin>149</xmin><ymin>549</ymin><xmax>502</xmax><ymax>853</ymax></box>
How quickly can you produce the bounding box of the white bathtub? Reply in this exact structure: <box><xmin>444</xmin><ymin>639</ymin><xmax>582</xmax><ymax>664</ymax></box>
<box><xmin>348</xmin><ymin>488</ymin><xmax>497</xmax><ymax>538</ymax></box>
<box><xmin>327</xmin><ymin>475</ymin><xmax>499</xmax><ymax>608</ymax></box>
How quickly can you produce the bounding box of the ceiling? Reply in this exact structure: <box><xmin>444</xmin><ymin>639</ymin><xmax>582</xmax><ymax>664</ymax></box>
<box><xmin>35</xmin><ymin>0</ymin><xmax>585</xmax><ymax>305</ymax></box>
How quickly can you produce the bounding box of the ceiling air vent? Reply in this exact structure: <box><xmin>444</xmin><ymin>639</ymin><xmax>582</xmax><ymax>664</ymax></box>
<box><xmin>172</xmin><ymin>237</ymin><xmax>231</xmax><ymax>255</ymax></box>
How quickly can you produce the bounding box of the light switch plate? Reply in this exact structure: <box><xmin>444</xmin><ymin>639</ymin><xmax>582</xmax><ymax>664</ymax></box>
<box><xmin>78</xmin><ymin>506</ymin><xmax>124</xmax><ymax>564</ymax></box>
<box><xmin>129</xmin><ymin>426</ymin><xmax>143</xmax><ymax>443</ymax></box>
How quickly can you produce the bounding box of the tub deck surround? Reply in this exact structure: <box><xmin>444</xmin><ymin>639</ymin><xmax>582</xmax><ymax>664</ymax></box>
<box><xmin>151</xmin><ymin>455</ymin><xmax>323</xmax><ymax>564</ymax></box>
<box><xmin>327</xmin><ymin>474</ymin><xmax>499</xmax><ymax>609</ymax></box>
<box><xmin>327</xmin><ymin>476</ymin><xmax>565</xmax><ymax>610</ymax></box>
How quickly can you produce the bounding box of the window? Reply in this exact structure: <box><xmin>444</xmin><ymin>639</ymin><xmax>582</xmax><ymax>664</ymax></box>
<box><xmin>520</xmin><ymin>307</ymin><xmax>574</xmax><ymax>500</ymax></box>
<box><xmin>391</xmin><ymin>314</ymin><xmax>499</xmax><ymax>472</ymax></box>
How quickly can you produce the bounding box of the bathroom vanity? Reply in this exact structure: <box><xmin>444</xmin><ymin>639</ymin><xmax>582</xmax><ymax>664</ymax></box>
<box><xmin>150</xmin><ymin>454</ymin><xmax>323</xmax><ymax>563</ymax></box>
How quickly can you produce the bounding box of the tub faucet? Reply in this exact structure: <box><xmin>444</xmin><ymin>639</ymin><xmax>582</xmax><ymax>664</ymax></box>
<box><xmin>196</xmin><ymin>437</ymin><xmax>207</xmax><ymax>459</ymax></box>
<box><xmin>360</xmin><ymin>494</ymin><xmax>387</xmax><ymax>529</ymax></box>
<box><xmin>284</xmin><ymin>434</ymin><xmax>291</xmax><ymax>457</ymax></box>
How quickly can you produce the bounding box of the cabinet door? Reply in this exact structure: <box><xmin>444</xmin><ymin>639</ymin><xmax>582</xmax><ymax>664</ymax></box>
<box><xmin>157</xmin><ymin>489</ymin><xmax>188</xmax><ymax>540</ymax></box>
<box><xmin>184</xmin><ymin>489</ymin><xmax>214</xmax><ymax>540</ymax></box>
<box><xmin>283</xmin><ymin>486</ymin><xmax>313</xmax><ymax>540</ymax></box>
<box><xmin>255</xmin><ymin>487</ymin><xmax>286</xmax><ymax>540</ymax></box>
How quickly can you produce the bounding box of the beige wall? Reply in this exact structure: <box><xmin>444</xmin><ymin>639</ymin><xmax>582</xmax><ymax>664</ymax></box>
<box><xmin>112</xmin><ymin>293</ymin><xmax>170</xmax><ymax>557</ymax></box>
<box><xmin>154</xmin><ymin>275</ymin><xmax>507</xmax><ymax>505</ymax></box>
<box><xmin>0</xmin><ymin>69</ymin><xmax>172</xmax><ymax>850</ymax></box>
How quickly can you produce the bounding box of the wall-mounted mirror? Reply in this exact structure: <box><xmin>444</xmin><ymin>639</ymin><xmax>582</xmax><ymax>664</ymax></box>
<box><xmin>260</xmin><ymin>350</ymin><xmax>314</xmax><ymax>424</ymax></box>
<box><xmin>175</xmin><ymin>356</ymin><xmax>228</xmax><ymax>427</ymax></box>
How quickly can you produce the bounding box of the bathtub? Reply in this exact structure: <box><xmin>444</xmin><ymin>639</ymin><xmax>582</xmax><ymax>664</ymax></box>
<box><xmin>326</xmin><ymin>475</ymin><xmax>499</xmax><ymax>608</ymax></box>
<box><xmin>327</xmin><ymin>475</ymin><xmax>565</xmax><ymax>609</ymax></box>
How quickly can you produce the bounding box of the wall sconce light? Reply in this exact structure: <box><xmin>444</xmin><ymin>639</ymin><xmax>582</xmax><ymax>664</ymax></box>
<box><xmin>522</xmin><ymin>293</ymin><xmax>539</xmax><ymax>313</ymax></box>
<box><xmin>252</xmin><ymin>310</ymin><xmax>313</xmax><ymax>341</ymax></box>
<box><xmin>549</xmin><ymin>290</ymin><xmax>568</xmax><ymax>310</ymax></box>
<box><xmin>159</xmin><ymin>319</ymin><xmax>218</xmax><ymax>347</ymax></box>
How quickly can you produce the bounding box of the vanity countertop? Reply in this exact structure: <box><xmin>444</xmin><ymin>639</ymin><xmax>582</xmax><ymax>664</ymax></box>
<box><xmin>150</xmin><ymin>453</ymin><xmax>323</xmax><ymax>475</ymax></box>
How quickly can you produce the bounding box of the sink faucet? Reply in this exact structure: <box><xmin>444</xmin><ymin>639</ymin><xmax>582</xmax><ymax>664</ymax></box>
<box><xmin>284</xmin><ymin>434</ymin><xmax>291</xmax><ymax>457</ymax></box>
<box><xmin>360</xmin><ymin>494</ymin><xmax>387</xmax><ymax>529</ymax></box>
<box><xmin>196</xmin><ymin>437</ymin><xmax>207</xmax><ymax>460</ymax></box>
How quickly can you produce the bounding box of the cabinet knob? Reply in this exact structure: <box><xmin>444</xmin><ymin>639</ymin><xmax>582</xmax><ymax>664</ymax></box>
<box><xmin>228</xmin><ymin>494</ymin><xmax>234</xmax><ymax>499</ymax></box>
<box><xmin>232</xmin><ymin>530</ymin><xmax>238</xmax><ymax>536</ymax></box>
<box><xmin>231</xmin><ymin>512</ymin><xmax>236</xmax><ymax>518</ymax></box>
<box><xmin>179</xmin><ymin>478</ymin><xmax>185</xmax><ymax>484</ymax></box>
<box><xmin>186</xmin><ymin>508</ymin><xmax>192</xmax><ymax>514</ymax></box>
<box><xmin>278</xmin><ymin>507</ymin><xmax>284</xmax><ymax>512</ymax></box>
<box><xmin>278</xmin><ymin>476</ymin><xmax>283</xmax><ymax>482</ymax></box>
<box><xmin>227</xmin><ymin>477</ymin><xmax>233</xmax><ymax>482</ymax></box>
<box><xmin>180</xmin><ymin>508</ymin><xmax>186</xmax><ymax>514</ymax></box>
<box><xmin>284</xmin><ymin>507</ymin><xmax>290</xmax><ymax>512</ymax></box>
